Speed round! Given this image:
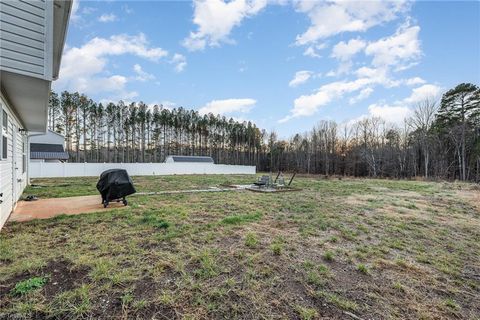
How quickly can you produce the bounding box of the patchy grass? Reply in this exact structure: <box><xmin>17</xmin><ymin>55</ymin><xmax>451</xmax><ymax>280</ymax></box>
<box><xmin>356</xmin><ymin>263</ymin><xmax>370</xmax><ymax>274</ymax></box>
<box><xmin>1</xmin><ymin>175</ymin><xmax>479</xmax><ymax>319</ymax></box>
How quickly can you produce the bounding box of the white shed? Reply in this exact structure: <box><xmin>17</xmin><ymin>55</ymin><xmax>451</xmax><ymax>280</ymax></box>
<box><xmin>29</xmin><ymin>130</ymin><xmax>69</xmax><ymax>163</ymax></box>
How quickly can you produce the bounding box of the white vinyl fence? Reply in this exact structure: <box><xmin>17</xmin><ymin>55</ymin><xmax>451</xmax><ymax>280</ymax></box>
<box><xmin>29</xmin><ymin>162</ymin><xmax>256</xmax><ymax>178</ymax></box>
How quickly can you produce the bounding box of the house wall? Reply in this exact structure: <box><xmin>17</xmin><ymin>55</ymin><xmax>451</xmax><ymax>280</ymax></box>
<box><xmin>0</xmin><ymin>0</ymin><xmax>53</xmax><ymax>80</ymax></box>
<box><xmin>29</xmin><ymin>162</ymin><xmax>256</xmax><ymax>178</ymax></box>
<box><xmin>0</xmin><ymin>94</ymin><xmax>28</xmax><ymax>229</ymax></box>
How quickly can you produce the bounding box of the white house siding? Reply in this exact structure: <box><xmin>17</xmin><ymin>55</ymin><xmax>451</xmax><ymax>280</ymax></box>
<box><xmin>0</xmin><ymin>94</ymin><xmax>28</xmax><ymax>229</ymax></box>
<box><xmin>0</xmin><ymin>0</ymin><xmax>49</xmax><ymax>79</ymax></box>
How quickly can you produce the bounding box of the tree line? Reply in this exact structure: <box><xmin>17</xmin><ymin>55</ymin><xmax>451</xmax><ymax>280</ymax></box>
<box><xmin>48</xmin><ymin>83</ymin><xmax>480</xmax><ymax>181</ymax></box>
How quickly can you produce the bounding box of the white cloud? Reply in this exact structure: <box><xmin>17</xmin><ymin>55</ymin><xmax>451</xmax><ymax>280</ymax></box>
<box><xmin>170</xmin><ymin>54</ymin><xmax>187</xmax><ymax>72</ymax></box>
<box><xmin>348</xmin><ymin>84</ymin><xmax>441</xmax><ymax>127</ymax></box>
<box><xmin>289</xmin><ymin>70</ymin><xmax>313</xmax><ymax>87</ymax></box>
<box><xmin>98</xmin><ymin>13</ymin><xmax>117</xmax><ymax>23</ymax></box>
<box><xmin>183</xmin><ymin>0</ymin><xmax>268</xmax><ymax>51</ymax></box>
<box><xmin>199</xmin><ymin>98</ymin><xmax>256</xmax><ymax>115</ymax></box>
<box><xmin>280</xmin><ymin>63</ymin><xmax>408</xmax><ymax>122</ymax></box>
<box><xmin>329</xmin><ymin>38</ymin><xmax>366</xmax><ymax>76</ymax></box>
<box><xmin>280</xmin><ymin>77</ymin><xmax>375</xmax><ymax>122</ymax></box>
<box><xmin>367</xmin><ymin>103</ymin><xmax>412</xmax><ymax>125</ymax></box>
<box><xmin>326</xmin><ymin>61</ymin><xmax>353</xmax><ymax>77</ymax></box>
<box><xmin>331</xmin><ymin>38</ymin><xmax>366</xmax><ymax>61</ymax></box>
<box><xmin>133</xmin><ymin>64</ymin><xmax>155</xmax><ymax>82</ymax></box>
<box><xmin>405</xmin><ymin>77</ymin><xmax>426</xmax><ymax>86</ymax></box>
<box><xmin>55</xmin><ymin>33</ymin><xmax>168</xmax><ymax>98</ymax></box>
<box><xmin>303</xmin><ymin>43</ymin><xmax>327</xmax><ymax>58</ymax></box>
<box><xmin>355</xmin><ymin>66</ymin><xmax>401</xmax><ymax>88</ymax></box>
<box><xmin>403</xmin><ymin>84</ymin><xmax>441</xmax><ymax>104</ymax></box>
<box><xmin>294</xmin><ymin>0</ymin><xmax>409</xmax><ymax>45</ymax></box>
<box><xmin>303</xmin><ymin>46</ymin><xmax>321</xmax><ymax>58</ymax></box>
<box><xmin>349</xmin><ymin>87</ymin><xmax>373</xmax><ymax>104</ymax></box>
<box><xmin>281</xmin><ymin>21</ymin><xmax>425</xmax><ymax>123</ymax></box>
<box><xmin>365</xmin><ymin>23</ymin><xmax>421</xmax><ymax>69</ymax></box>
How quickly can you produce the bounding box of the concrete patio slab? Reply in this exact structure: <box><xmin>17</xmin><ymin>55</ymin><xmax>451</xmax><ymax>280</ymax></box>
<box><xmin>9</xmin><ymin>195</ymin><xmax>126</xmax><ymax>222</ymax></box>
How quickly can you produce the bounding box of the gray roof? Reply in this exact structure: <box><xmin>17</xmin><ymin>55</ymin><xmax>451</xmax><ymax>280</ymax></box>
<box><xmin>167</xmin><ymin>155</ymin><xmax>214</xmax><ymax>163</ymax></box>
<box><xmin>31</xmin><ymin>151</ymin><xmax>69</xmax><ymax>160</ymax></box>
<box><xmin>30</xmin><ymin>143</ymin><xmax>69</xmax><ymax>160</ymax></box>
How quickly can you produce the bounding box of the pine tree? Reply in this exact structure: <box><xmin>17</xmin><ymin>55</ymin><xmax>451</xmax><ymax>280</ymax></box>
<box><xmin>436</xmin><ymin>83</ymin><xmax>480</xmax><ymax>180</ymax></box>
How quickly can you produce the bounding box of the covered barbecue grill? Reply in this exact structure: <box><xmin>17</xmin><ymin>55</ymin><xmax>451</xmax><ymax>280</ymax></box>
<box><xmin>96</xmin><ymin>169</ymin><xmax>136</xmax><ymax>208</ymax></box>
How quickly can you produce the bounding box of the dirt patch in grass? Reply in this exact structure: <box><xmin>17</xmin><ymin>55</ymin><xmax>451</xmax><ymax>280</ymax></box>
<box><xmin>0</xmin><ymin>260</ymin><xmax>89</xmax><ymax>303</ymax></box>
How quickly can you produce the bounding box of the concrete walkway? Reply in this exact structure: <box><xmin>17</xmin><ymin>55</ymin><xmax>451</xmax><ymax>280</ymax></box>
<box><xmin>10</xmin><ymin>195</ymin><xmax>126</xmax><ymax>222</ymax></box>
<box><xmin>9</xmin><ymin>187</ymin><xmax>247</xmax><ymax>223</ymax></box>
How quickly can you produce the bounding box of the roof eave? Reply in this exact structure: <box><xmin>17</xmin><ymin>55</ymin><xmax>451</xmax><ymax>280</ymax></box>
<box><xmin>52</xmin><ymin>0</ymin><xmax>73</xmax><ymax>80</ymax></box>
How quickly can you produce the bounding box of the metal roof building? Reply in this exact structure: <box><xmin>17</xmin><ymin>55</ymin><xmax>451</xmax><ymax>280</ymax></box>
<box><xmin>30</xmin><ymin>143</ymin><xmax>69</xmax><ymax>161</ymax></box>
<box><xmin>164</xmin><ymin>155</ymin><xmax>214</xmax><ymax>164</ymax></box>
<box><xmin>29</xmin><ymin>130</ymin><xmax>69</xmax><ymax>162</ymax></box>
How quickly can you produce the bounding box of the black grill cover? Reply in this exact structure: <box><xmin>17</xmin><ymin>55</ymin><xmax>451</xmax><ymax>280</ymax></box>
<box><xmin>96</xmin><ymin>169</ymin><xmax>136</xmax><ymax>201</ymax></box>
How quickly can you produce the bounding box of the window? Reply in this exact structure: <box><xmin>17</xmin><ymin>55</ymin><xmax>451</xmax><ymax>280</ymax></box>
<box><xmin>1</xmin><ymin>109</ymin><xmax>7</xmax><ymax>159</ymax></box>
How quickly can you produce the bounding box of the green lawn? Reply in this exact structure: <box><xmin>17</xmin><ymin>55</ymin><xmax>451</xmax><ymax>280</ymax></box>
<box><xmin>1</xmin><ymin>175</ymin><xmax>479</xmax><ymax>319</ymax></box>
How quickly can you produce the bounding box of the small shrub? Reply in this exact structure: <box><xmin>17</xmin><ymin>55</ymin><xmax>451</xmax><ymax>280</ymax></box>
<box><xmin>11</xmin><ymin>277</ymin><xmax>47</xmax><ymax>296</ymax></box>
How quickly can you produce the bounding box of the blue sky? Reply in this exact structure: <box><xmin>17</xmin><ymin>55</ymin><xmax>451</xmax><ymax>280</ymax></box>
<box><xmin>54</xmin><ymin>0</ymin><xmax>480</xmax><ymax>137</ymax></box>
